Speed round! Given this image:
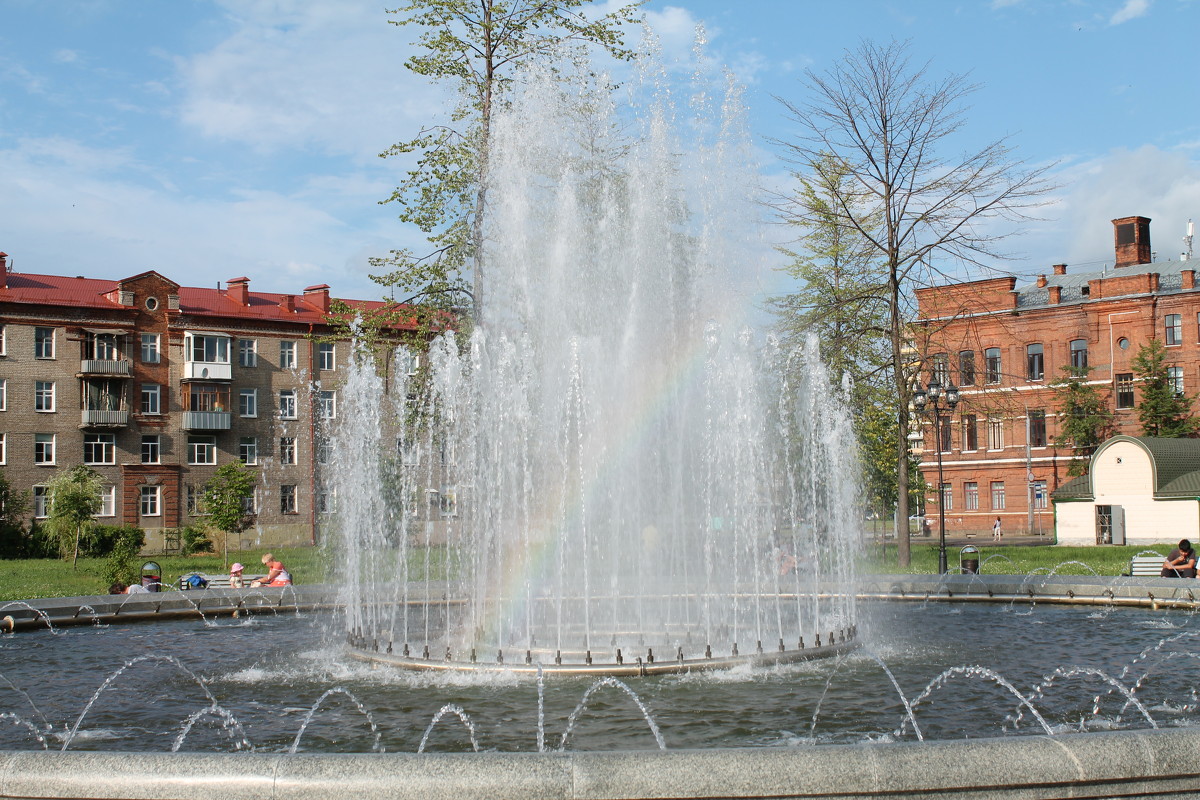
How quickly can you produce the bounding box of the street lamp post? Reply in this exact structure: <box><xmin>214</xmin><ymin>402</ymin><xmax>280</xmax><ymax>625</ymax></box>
<box><xmin>913</xmin><ymin>376</ymin><xmax>959</xmax><ymax>575</ymax></box>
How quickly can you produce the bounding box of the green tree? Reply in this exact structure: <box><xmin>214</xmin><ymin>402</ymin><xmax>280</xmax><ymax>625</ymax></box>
<box><xmin>46</xmin><ymin>465</ymin><xmax>103</xmax><ymax>568</ymax></box>
<box><xmin>375</xmin><ymin>0</ymin><xmax>643</xmax><ymax>320</ymax></box>
<box><xmin>202</xmin><ymin>462</ymin><xmax>258</xmax><ymax>568</ymax></box>
<box><xmin>774</xmin><ymin>39</ymin><xmax>1053</xmax><ymax>566</ymax></box>
<box><xmin>0</xmin><ymin>469</ymin><xmax>30</xmax><ymax>558</ymax></box>
<box><xmin>1050</xmin><ymin>366</ymin><xmax>1114</xmax><ymax>477</ymax></box>
<box><xmin>1132</xmin><ymin>339</ymin><xmax>1200</xmax><ymax>437</ymax></box>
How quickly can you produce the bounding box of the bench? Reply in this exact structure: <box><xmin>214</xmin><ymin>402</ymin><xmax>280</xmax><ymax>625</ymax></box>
<box><xmin>178</xmin><ymin>573</ymin><xmax>266</xmax><ymax>590</ymax></box>
<box><xmin>1129</xmin><ymin>555</ymin><xmax>1164</xmax><ymax>577</ymax></box>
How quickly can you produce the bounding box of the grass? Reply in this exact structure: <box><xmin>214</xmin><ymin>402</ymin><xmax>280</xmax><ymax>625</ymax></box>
<box><xmin>0</xmin><ymin>546</ymin><xmax>327</xmax><ymax>601</ymax></box>
<box><xmin>864</xmin><ymin>543</ymin><xmax>1168</xmax><ymax>577</ymax></box>
<box><xmin>0</xmin><ymin>542</ymin><xmax>1173</xmax><ymax>602</ymax></box>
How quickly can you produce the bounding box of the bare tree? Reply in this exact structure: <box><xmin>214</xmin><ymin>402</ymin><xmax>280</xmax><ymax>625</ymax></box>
<box><xmin>773</xmin><ymin>39</ymin><xmax>1053</xmax><ymax>567</ymax></box>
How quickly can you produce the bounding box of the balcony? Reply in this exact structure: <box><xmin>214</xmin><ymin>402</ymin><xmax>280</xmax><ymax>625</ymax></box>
<box><xmin>80</xmin><ymin>359</ymin><xmax>132</xmax><ymax>377</ymax></box>
<box><xmin>182</xmin><ymin>410</ymin><xmax>231</xmax><ymax>431</ymax></box>
<box><xmin>81</xmin><ymin>409</ymin><xmax>130</xmax><ymax>427</ymax></box>
<box><xmin>183</xmin><ymin>361</ymin><xmax>232</xmax><ymax>381</ymax></box>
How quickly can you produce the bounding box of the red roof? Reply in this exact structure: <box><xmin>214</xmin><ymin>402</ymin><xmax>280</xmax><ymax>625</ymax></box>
<box><xmin>0</xmin><ymin>270</ymin><xmax>415</xmax><ymax>329</ymax></box>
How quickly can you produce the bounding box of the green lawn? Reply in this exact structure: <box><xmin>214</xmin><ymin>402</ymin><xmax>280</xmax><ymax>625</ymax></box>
<box><xmin>864</xmin><ymin>543</ymin><xmax>1168</xmax><ymax>576</ymax></box>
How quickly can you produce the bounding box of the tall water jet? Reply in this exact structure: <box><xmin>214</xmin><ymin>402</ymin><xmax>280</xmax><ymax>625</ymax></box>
<box><xmin>332</xmin><ymin>43</ymin><xmax>861</xmax><ymax>673</ymax></box>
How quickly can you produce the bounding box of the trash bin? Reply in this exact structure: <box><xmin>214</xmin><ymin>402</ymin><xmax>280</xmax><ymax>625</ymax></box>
<box><xmin>959</xmin><ymin>546</ymin><xmax>980</xmax><ymax>575</ymax></box>
<box><xmin>141</xmin><ymin>561</ymin><xmax>162</xmax><ymax>592</ymax></box>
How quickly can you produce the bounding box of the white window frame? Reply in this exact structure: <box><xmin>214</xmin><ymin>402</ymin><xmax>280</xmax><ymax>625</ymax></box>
<box><xmin>318</xmin><ymin>342</ymin><xmax>335</xmax><ymax>371</ymax></box>
<box><xmin>34</xmin><ymin>433</ymin><xmax>55</xmax><ymax>465</ymax></box>
<box><xmin>34</xmin><ymin>327</ymin><xmax>54</xmax><ymax>359</ymax></box>
<box><xmin>280</xmin><ymin>437</ymin><xmax>297</xmax><ymax>465</ymax></box>
<box><xmin>34</xmin><ymin>381</ymin><xmax>55</xmax><ymax>413</ymax></box>
<box><xmin>141</xmin><ymin>383</ymin><xmax>162</xmax><ymax>415</ymax></box>
<box><xmin>141</xmin><ymin>333</ymin><xmax>160</xmax><ymax>363</ymax></box>
<box><xmin>141</xmin><ymin>435</ymin><xmax>160</xmax><ymax>464</ymax></box>
<box><xmin>280</xmin><ymin>484</ymin><xmax>298</xmax><ymax>515</ymax></box>
<box><xmin>33</xmin><ymin>486</ymin><xmax>49</xmax><ymax>518</ymax></box>
<box><xmin>279</xmin><ymin>389</ymin><xmax>297</xmax><ymax>420</ymax></box>
<box><xmin>318</xmin><ymin>390</ymin><xmax>336</xmax><ymax>420</ymax></box>
<box><xmin>280</xmin><ymin>341</ymin><xmax>296</xmax><ymax>369</ymax></box>
<box><xmin>964</xmin><ymin>481</ymin><xmax>979</xmax><ymax>511</ymax></box>
<box><xmin>187</xmin><ymin>333</ymin><xmax>230</xmax><ymax>365</ymax></box>
<box><xmin>139</xmin><ymin>485</ymin><xmax>161</xmax><ymax>517</ymax></box>
<box><xmin>0</xmin><ymin>324</ymin><xmax>5</xmax><ymax>356</ymax></box>
<box><xmin>1169</xmin><ymin>365</ymin><xmax>1185</xmax><ymax>397</ymax></box>
<box><xmin>239</xmin><ymin>388</ymin><xmax>258</xmax><ymax>418</ymax></box>
<box><xmin>188</xmin><ymin>435</ymin><xmax>217</xmax><ymax>465</ymax></box>
<box><xmin>238</xmin><ymin>338</ymin><xmax>257</xmax><ymax>368</ymax></box>
<box><xmin>987</xmin><ymin>417</ymin><xmax>1004</xmax><ymax>451</ymax></box>
<box><xmin>991</xmin><ymin>481</ymin><xmax>1006</xmax><ymax>510</ymax></box>
<box><xmin>0</xmin><ymin>432</ymin><xmax>5</xmax><ymax>465</ymax></box>
<box><xmin>239</xmin><ymin>437</ymin><xmax>258</xmax><ymax>465</ymax></box>
<box><xmin>0</xmin><ymin>378</ymin><xmax>6</xmax><ymax>411</ymax></box>
<box><xmin>99</xmin><ymin>486</ymin><xmax>116</xmax><ymax>517</ymax></box>
<box><xmin>83</xmin><ymin>433</ymin><xmax>116</xmax><ymax>465</ymax></box>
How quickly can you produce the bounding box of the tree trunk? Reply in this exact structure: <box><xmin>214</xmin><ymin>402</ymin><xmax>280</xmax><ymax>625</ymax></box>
<box><xmin>72</xmin><ymin>524</ymin><xmax>80</xmax><ymax>569</ymax></box>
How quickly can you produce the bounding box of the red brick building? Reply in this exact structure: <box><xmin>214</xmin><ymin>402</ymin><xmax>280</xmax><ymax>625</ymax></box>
<box><xmin>0</xmin><ymin>255</ymin><xmax>421</xmax><ymax>550</ymax></box>
<box><xmin>913</xmin><ymin>215</ymin><xmax>1200</xmax><ymax>539</ymax></box>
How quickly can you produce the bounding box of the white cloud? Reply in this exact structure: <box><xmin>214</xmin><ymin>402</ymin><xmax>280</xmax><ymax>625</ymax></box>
<box><xmin>1110</xmin><ymin>0</ymin><xmax>1151</xmax><ymax>26</ymax></box>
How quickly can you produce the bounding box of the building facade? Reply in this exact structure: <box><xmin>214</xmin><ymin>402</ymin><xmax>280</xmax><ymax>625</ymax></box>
<box><xmin>0</xmin><ymin>255</ymin><xmax>418</xmax><ymax>550</ymax></box>
<box><xmin>913</xmin><ymin>215</ymin><xmax>1200</xmax><ymax>540</ymax></box>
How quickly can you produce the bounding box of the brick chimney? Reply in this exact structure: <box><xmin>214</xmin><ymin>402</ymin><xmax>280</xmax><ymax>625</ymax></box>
<box><xmin>1113</xmin><ymin>216</ymin><xmax>1152</xmax><ymax>268</ymax></box>
<box><xmin>227</xmin><ymin>276</ymin><xmax>250</xmax><ymax>305</ymax></box>
<box><xmin>1036</xmin><ymin>275</ymin><xmax>1048</xmax><ymax>288</ymax></box>
<box><xmin>0</xmin><ymin>252</ymin><xmax>7</xmax><ymax>289</ymax></box>
<box><xmin>279</xmin><ymin>294</ymin><xmax>295</xmax><ymax>313</ymax></box>
<box><xmin>1052</xmin><ymin>264</ymin><xmax>1067</xmax><ymax>275</ymax></box>
<box><xmin>304</xmin><ymin>284</ymin><xmax>330</xmax><ymax>313</ymax></box>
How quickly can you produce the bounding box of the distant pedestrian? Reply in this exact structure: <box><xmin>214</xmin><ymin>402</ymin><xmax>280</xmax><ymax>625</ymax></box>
<box><xmin>992</xmin><ymin>516</ymin><xmax>1002</xmax><ymax>541</ymax></box>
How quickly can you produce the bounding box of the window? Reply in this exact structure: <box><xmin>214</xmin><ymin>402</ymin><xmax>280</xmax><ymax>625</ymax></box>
<box><xmin>1029</xmin><ymin>410</ymin><xmax>1047</xmax><ymax>448</ymax></box>
<box><xmin>34</xmin><ymin>327</ymin><xmax>54</xmax><ymax>359</ymax></box>
<box><xmin>189</xmin><ymin>334</ymin><xmax>230</xmax><ymax>364</ymax></box>
<box><xmin>279</xmin><ymin>390</ymin><xmax>297</xmax><ymax>420</ymax></box>
<box><xmin>987</xmin><ymin>417</ymin><xmax>1004</xmax><ymax>450</ymax></box>
<box><xmin>317</xmin><ymin>489</ymin><xmax>333</xmax><ymax>514</ymax></box>
<box><xmin>958</xmin><ymin>351</ymin><xmax>975</xmax><ymax>386</ymax></box>
<box><xmin>238</xmin><ymin>339</ymin><xmax>257</xmax><ymax>367</ymax></box>
<box><xmin>33</xmin><ymin>486</ymin><xmax>48</xmax><ymax>518</ymax></box>
<box><xmin>187</xmin><ymin>485</ymin><xmax>208</xmax><ymax>516</ymax></box>
<box><xmin>1169</xmin><ymin>366</ymin><xmax>1185</xmax><ymax>397</ymax></box>
<box><xmin>1032</xmin><ymin>480</ymin><xmax>1048</xmax><ymax>510</ymax></box>
<box><xmin>280</xmin><ymin>437</ymin><xmax>297</xmax><ymax>465</ymax></box>
<box><xmin>932</xmin><ymin>353</ymin><xmax>950</xmax><ymax>385</ymax></box>
<box><xmin>188</xmin><ymin>383</ymin><xmax>228</xmax><ymax>413</ymax></box>
<box><xmin>99</xmin><ymin>486</ymin><xmax>116</xmax><ymax>517</ymax></box>
<box><xmin>188</xmin><ymin>435</ymin><xmax>216</xmax><ymax>465</ymax></box>
<box><xmin>83</xmin><ymin>433</ymin><xmax>116</xmax><ymax>464</ymax></box>
<box><xmin>937</xmin><ymin>416</ymin><xmax>951</xmax><ymax>452</ymax></box>
<box><xmin>34</xmin><ymin>381</ymin><xmax>55</xmax><ymax>412</ymax></box>
<box><xmin>1165</xmin><ymin>313</ymin><xmax>1183</xmax><ymax>346</ymax></box>
<box><xmin>318</xmin><ymin>342</ymin><xmax>335</xmax><ymax>371</ymax></box>
<box><xmin>0</xmin><ymin>433</ymin><xmax>5</xmax><ymax>465</ymax></box>
<box><xmin>985</xmin><ymin>347</ymin><xmax>1001</xmax><ymax>384</ymax></box>
<box><xmin>316</xmin><ymin>438</ymin><xmax>330</xmax><ymax>465</ymax></box>
<box><xmin>241</xmin><ymin>490</ymin><xmax>257</xmax><ymax>515</ymax></box>
<box><xmin>1026</xmin><ymin>343</ymin><xmax>1044</xmax><ymax>381</ymax></box>
<box><xmin>318</xmin><ymin>390</ymin><xmax>336</xmax><ymax>420</ymax></box>
<box><xmin>0</xmin><ymin>325</ymin><xmax>5</xmax><ymax>355</ymax></box>
<box><xmin>141</xmin><ymin>333</ymin><xmax>160</xmax><ymax>363</ymax></box>
<box><xmin>280</xmin><ymin>341</ymin><xmax>296</xmax><ymax>369</ymax></box>
<box><xmin>141</xmin><ymin>383</ymin><xmax>162</xmax><ymax>415</ymax></box>
<box><xmin>400</xmin><ymin>349</ymin><xmax>421</xmax><ymax>377</ymax></box>
<box><xmin>1070</xmin><ymin>339</ymin><xmax>1088</xmax><ymax>370</ymax></box>
<box><xmin>34</xmin><ymin>434</ymin><xmax>55</xmax><ymax>465</ymax></box>
<box><xmin>990</xmin><ymin>481</ymin><xmax>1006</xmax><ymax>510</ymax></box>
<box><xmin>941</xmin><ymin>482</ymin><xmax>953</xmax><ymax>511</ymax></box>
<box><xmin>1116</xmin><ymin>373</ymin><xmax>1135</xmax><ymax>409</ymax></box>
<box><xmin>141</xmin><ymin>435</ymin><xmax>160</xmax><ymax>464</ymax></box>
<box><xmin>964</xmin><ymin>482</ymin><xmax>979</xmax><ymax>511</ymax></box>
<box><xmin>239</xmin><ymin>437</ymin><xmax>257</xmax><ymax>465</ymax></box>
<box><xmin>139</xmin><ymin>485</ymin><xmax>160</xmax><ymax>517</ymax></box>
<box><xmin>961</xmin><ymin>414</ymin><xmax>978</xmax><ymax>452</ymax></box>
<box><xmin>239</xmin><ymin>389</ymin><xmax>257</xmax><ymax>418</ymax></box>
<box><xmin>0</xmin><ymin>378</ymin><xmax>5</xmax><ymax>410</ymax></box>
<box><xmin>280</xmin><ymin>484</ymin><xmax>298</xmax><ymax>514</ymax></box>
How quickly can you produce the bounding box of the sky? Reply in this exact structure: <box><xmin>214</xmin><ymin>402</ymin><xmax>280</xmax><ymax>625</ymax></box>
<box><xmin>3</xmin><ymin>0</ymin><xmax>1200</xmax><ymax>316</ymax></box>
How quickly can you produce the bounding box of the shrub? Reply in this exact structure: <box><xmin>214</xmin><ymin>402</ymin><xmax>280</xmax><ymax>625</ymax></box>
<box><xmin>179</xmin><ymin>525</ymin><xmax>214</xmax><ymax>556</ymax></box>
<box><xmin>100</xmin><ymin>526</ymin><xmax>146</xmax><ymax>587</ymax></box>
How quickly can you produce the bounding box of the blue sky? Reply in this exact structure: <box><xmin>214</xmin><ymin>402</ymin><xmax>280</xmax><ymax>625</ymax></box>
<box><xmin>2</xmin><ymin>0</ymin><xmax>1199</xmax><ymax>310</ymax></box>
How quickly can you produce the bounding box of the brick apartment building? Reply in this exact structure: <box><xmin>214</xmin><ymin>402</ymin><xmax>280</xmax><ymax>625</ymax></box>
<box><xmin>913</xmin><ymin>215</ymin><xmax>1200</xmax><ymax>539</ymax></box>
<box><xmin>0</xmin><ymin>254</ymin><xmax>419</xmax><ymax>551</ymax></box>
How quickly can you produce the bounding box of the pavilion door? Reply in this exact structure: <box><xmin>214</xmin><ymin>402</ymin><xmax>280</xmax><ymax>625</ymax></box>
<box><xmin>1096</xmin><ymin>505</ymin><xmax>1125</xmax><ymax>545</ymax></box>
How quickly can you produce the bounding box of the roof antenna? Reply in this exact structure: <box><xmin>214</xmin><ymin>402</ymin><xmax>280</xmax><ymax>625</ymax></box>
<box><xmin>1183</xmin><ymin>219</ymin><xmax>1194</xmax><ymax>262</ymax></box>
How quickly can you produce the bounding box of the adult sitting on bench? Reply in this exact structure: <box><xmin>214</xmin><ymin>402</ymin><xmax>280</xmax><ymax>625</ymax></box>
<box><xmin>1162</xmin><ymin>539</ymin><xmax>1197</xmax><ymax>578</ymax></box>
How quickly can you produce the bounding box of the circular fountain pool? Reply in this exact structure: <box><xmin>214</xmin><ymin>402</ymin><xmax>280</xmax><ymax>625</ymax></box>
<box><xmin>2</xmin><ymin>598</ymin><xmax>1196</xmax><ymax>754</ymax></box>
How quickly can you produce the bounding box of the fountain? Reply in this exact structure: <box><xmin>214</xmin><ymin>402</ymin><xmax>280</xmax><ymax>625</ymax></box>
<box><xmin>330</xmin><ymin>46</ymin><xmax>860</xmax><ymax>675</ymax></box>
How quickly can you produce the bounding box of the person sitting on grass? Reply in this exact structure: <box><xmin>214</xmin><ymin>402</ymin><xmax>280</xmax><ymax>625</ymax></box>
<box><xmin>1161</xmin><ymin>539</ymin><xmax>1197</xmax><ymax>578</ymax></box>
